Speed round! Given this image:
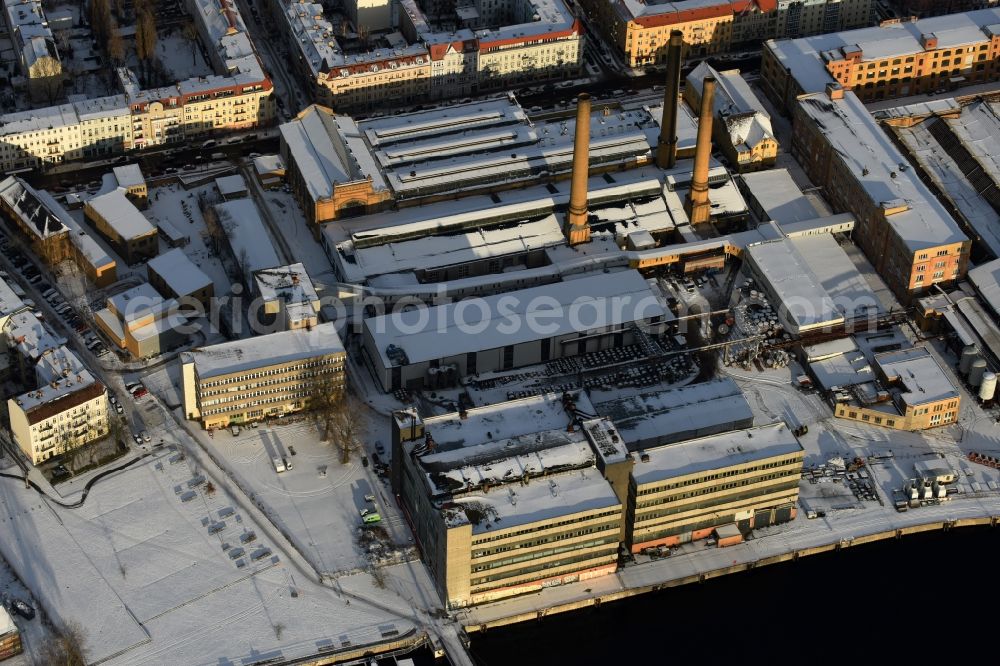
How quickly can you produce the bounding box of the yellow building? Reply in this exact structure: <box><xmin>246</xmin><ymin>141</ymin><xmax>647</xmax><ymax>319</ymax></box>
<box><xmin>146</xmin><ymin>248</ymin><xmax>215</xmax><ymax>309</ymax></box>
<box><xmin>84</xmin><ymin>189</ymin><xmax>158</xmax><ymax>264</ymax></box>
<box><xmin>181</xmin><ymin>322</ymin><xmax>346</xmax><ymax>429</ymax></box>
<box><xmin>763</xmin><ymin>13</ymin><xmax>1000</xmax><ymax>109</ymax></box>
<box><xmin>791</xmin><ymin>86</ymin><xmax>969</xmax><ymax>302</ymax></box>
<box><xmin>112</xmin><ymin>164</ymin><xmax>148</xmax><ymax>207</ymax></box>
<box><xmin>832</xmin><ymin>347</ymin><xmax>961</xmax><ymax>430</ymax></box>
<box><xmin>94</xmin><ymin>283</ymin><xmax>189</xmax><ymax>359</ymax></box>
<box><xmin>627</xmin><ymin>423</ymin><xmax>804</xmax><ymax>553</ymax></box>
<box><xmin>392</xmin><ymin>394</ymin><xmax>627</xmax><ymax>609</ymax></box>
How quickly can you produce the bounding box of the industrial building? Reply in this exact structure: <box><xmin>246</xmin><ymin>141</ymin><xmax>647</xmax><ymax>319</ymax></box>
<box><xmin>805</xmin><ymin>329</ymin><xmax>962</xmax><ymax>429</ymax></box>
<box><xmin>84</xmin><ymin>189</ymin><xmax>158</xmax><ymax>264</ymax></box>
<box><xmin>94</xmin><ymin>284</ymin><xmax>190</xmax><ymax>359</ymax></box>
<box><xmin>578</xmin><ymin>0</ymin><xmax>874</xmax><ymax>68</ymax></box>
<box><xmin>253</xmin><ymin>263</ymin><xmax>322</xmax><ymax>331</ymax></box>
<box><xmin>684</xmin><ymin>62</ymin><xmax>778</xmax><ymax>172</ymax></box>
<box><xmin>391</xmin><ymin>392</ymin><xmax>628</xmax><ymax>608</ymax></box>
<box><xmin>280</xmin><ymin>97</ymin><xmax>653</xmax><ymax>231</ymax></box>
<box><xmin>181</xmin><ymin>322</ymin><xmax>346</xmax><ymax>429</ymax></box>
<box><xmin>889</xmin><ymin>98</ymin><xmax>1000</xmax><ymax>258</ymax></box>
<box><xmin>213</xmin><ymin>199</ymin><xmax>281</xmax><ymax>289</ymax></box>
<box><xmin>146</xmin><ymin>248</ymin><xmax>215</xmax><ymax>309</ymax></box>
<box><xmin>762</xmin><ymin>8</ymin><xmax>1000</xmax><ymax>110</ymax></box>
<box><xmin>791</xmin><ymin>85</ymin><xmax>970</xmax><ymax>301</ymax></box>
<box><xmin>362</xmin><ymin>270</ymin><xmax>669</xmax><ymax>392</ymax></box>
<box><xmin>627</xmin><ymin>423</ymin><xmax>804</xmax><ymax>553</ymax></box>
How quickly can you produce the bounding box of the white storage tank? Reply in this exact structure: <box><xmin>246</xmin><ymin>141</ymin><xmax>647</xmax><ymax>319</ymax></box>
<box><xmin>979</xmin><ymin>372</ymin><xmax>997</xmax><ymax>402</ymax></box>
<box><xmin>970</xmin><ymin>358</ymin><xmax>988</xmax><ymax>387</ymax></box>
<box><xmin>960</xmin><ymin>345</ymin><xmax>980</xmax><ymax>375</ymax></box>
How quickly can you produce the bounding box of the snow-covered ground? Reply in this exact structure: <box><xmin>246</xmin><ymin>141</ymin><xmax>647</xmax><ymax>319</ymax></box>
<box><xmin>0</xmin><ymin>444</ymin><xmax>417</xmax><ymax>665</ymax></box>
<box><xmin>177</xmin><ymin>411</ymin><xmax>414</xmax><ymax>577</ymax></box>
<box><xmin>156</xmin><ymin>31</ymin><xmax>214</xmax><ymax>82</ymax></box>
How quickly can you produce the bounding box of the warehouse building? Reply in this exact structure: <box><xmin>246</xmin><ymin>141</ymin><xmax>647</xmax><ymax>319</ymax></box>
<box><xmin>213</xmin><ymin>199</ymin><xmax>281</xmax><ymax>289</ymax></box>
<box><xmin>84</xmin><ymin>188</ymin><xmax>158</xmax><ymax>264</ymax></box>
<box><xmin>362</xmin><ymin>270</ymin><xmax>669</xmax><ymax>392</ymax></box>
<box><xmin>791</xmin><ymin>86</ymin><xmax>970</xmax><ymax>302</ymax></box>
<box><xmin>391</xmin><ymin>391</ymin><xmax>627</xmax><ymax>608</ymax></box>
<box><xmin>146</xmin><ymin>248</ymin><xmax>214</xmax><ymax>309</ymax></box>
<box><xmin>627</xmin><ymin>423</ymin><xmax>804</xmax><ymax>553</ymax></box>
<box><xmin>181</xmin><ymin>322</ymin><xmax>346</xmax><ymax>429</ymax></box>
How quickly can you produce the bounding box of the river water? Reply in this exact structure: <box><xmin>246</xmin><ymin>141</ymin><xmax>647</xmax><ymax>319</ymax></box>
<box><xmin>468</xmin><ymin>527</ymin><xmax>1000</xmax><ymax>664</ymax></box>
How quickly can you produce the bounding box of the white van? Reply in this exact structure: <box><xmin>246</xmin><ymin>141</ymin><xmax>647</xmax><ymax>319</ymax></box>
<box><xmin>272</xmin><ymin>457</ymin><xmax>286</xmax><ymax>473</ymax></box>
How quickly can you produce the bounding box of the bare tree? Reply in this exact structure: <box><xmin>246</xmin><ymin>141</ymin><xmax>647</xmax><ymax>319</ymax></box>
<box><xmin>107</xmin><ymin>20</ymin><xmax>125</xmax><ymax>68</ymax></box>
<box><xmin>32</xmin><ymin>57</ymin><xmax>63</xmax><ymax>104</ymax></box>
<box><xmin>135</xmin><ymin>10</ymin><xmax>158</xmax><ymax>83</ymax></box>
<box><xmin>182</xmin><ymin>21</ymin><xmax>200</xmax><ymax>67</ymax></box>
<box><xmin>37</xmin><ymin>620</ymin><xmax>86</xmax><ymax>666</ymax></box>
<box><xmin>89</xmin><ymin>0</ymin><xmax>110</xmax><ymax>43</ymax></box>
<box><xmin>309</xmin><ymin>380</ymin><xmax>366</xmax><ymax>464</ymax></box>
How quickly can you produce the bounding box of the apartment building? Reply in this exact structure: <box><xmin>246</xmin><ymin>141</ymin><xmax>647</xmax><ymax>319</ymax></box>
<box><xmin>279</xmin><ymin>0</ymin><xmax>582</xmax><ymax>113</ymax></box>
<box><xmin>84</xmin><ymin>189</ymin><xmax>158</xmax><ymax>264</ymax></box>
<box><xmin>684</xmin><ymin>62</ymin><xmax>778</xmax><ymax>171</ymax></box>
<box><xmin>627</xmin><ymin>423</ymin><xmax>804</xmax><ymax>553</ymax></box>
<box><xmin>392</xmin><ymin>393</ymin><xmax>627</xmax><ymax>608</ymax></box>
<box><xmin>4</xmin><ymin>0</ymin><xmax>62</xmax><ymax>102</ymax></box>
<box><xmin>791</xmin><ymin>86</ymin><xmax>969</xmax><ymax>301</ymax></box>
<box><xmin>2</xmin><ymin>309</ymin><xmax>108</xmax><ymax>465</ymax></box>
<box><xmin>180</xmin><ymin>322</ymin><xmax>346</xmax><ymax>429</ymax></box>
<box><xmin>577</xmin><ymin>0</ymin><xmax>874</xmax><ymax>68</ymax></box>
<box><xmin>762</xmin><ymin>9</ymin><xmax>1000</xmax><ymax>109</ymax></box>
<box><xmin>253</xmin><ymin>263</ymin><xmax>321</xmax><ymax>331</ymax></box>
<box><xmin>889</xmin><ymin>0</ymin><xmax>1000</xmax><ymax>19</ymax></box>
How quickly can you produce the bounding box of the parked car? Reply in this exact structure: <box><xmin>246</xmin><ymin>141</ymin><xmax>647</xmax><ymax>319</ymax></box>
<box><xmin>132</xmin><ymin>388</ymin><xmax>148</xmax><ymax>399</ymax></box>
<box><xmin>9</xmin><ymin>598</ymin><xmax>34</xmax><ymax>620</ymax></box>
<box><xmin>141</xmin><ymin>431</ymin><xmax>151</xmax><ymax>443</ymax></box>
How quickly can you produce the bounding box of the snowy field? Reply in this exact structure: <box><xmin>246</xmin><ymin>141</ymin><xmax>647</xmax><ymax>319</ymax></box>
<box><xmin>156</xmin><ymin>31</ymin><xmax>214</xmax><ymax>82</ymax></box>
<box><xmin>179</xmin><ymin>413</ymin><xmax>415</xmax><ymax>577</ymax></box>
<box><xmin>0</xmin><ymin>445</ymin><xmax>416</xmax><ymax>665</ymax></box>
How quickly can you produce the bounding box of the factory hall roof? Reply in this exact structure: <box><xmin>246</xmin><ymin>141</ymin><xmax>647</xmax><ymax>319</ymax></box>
<box><xmin>364</xmin><ymin>270</ymin><xmax>666</xmax><ymax>367</ymax></box>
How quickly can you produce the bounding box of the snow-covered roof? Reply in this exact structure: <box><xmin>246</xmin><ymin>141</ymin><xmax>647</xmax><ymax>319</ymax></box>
<box><xmin>766</xmin><ymin>8</ymin><xmax>1000</xmax><ymax>94</ymax></box>
<box><xmin>969</xmin><ymin>258</ymin><xmax>1000</xmax><ymax>317</ymax></box>
<box><xmin>364</xmin><ymin>270</ymin><xmax>666</xmax><ymax>367</ymax></box>
<box><xmin>33</xmin><ymin>189</ymin><xmax>114</xmax><ymax>270</ymax></box>
<box><xmin>213</xmin><ymin>199</ymin><xmax>281</xmax><ymax>280</ymax></box>
<box><xmin>0</xmin><ymin>176</ymin><xmax>67</xmax><ymax>239</ymax></box>
<box><xmin>631</xmin><ymin>423</ymin><xmax>804</xmax><ymax>487</ymax></box>
<box><xmin>334</xmin><ymin>215</ymin><xmax>566</xmax><ymax>284</ymax></box>
<box><xmin>451</xmin><ymin>467</ymin><xmax>620</xmax><ymax>535</ymax></box>
<box><xmin>3</xmin><ymin>309</ymin><xmax>63</xmax><ymax>364</ymax></box>
<box><xmin>796</xmin><ymin>91</ymin><xmax>967</xmax><ymax>252</ymax></box>
<box><xmin>253</xmin><ymin>154</ymin><xmax>285</xmax><ymax>175</ymax></box>
<box><xmin>86</xmin><ymin>189</ymin><xmax>156</xmax><ymax>240</ymax></box>
<box><xmin>0</xmin><ymin>276</ymin><xmax>25</xmax><ymax>318</ymax></box>
<box><xmin>107</xmin><ymin>283</ymin><xmax>175</xmax><ymax>325</ymax></box>
<box><xmin>254</xmin><ymin>263</ymin><xmax>319</xmax><ymax>308</ymax></box>
<box><xmin>875</xmin><ymin>347</ymin><xmax>959</xmax><ymax>406</ymax></box>
<box><xmin>893</xmin><ymin>115</ymin><xmax>1000</xmax><ymax>258</ymax></box>
<box><xmin>183</xmin><ymin>321</ymin><xmax>344</xmax><ymax>379</ymax></box>
<box><xmin>790</xmin><ymin>234</ymin><xmax>882</xmax><ymax>318</ymax></box>
<box><xmin>747</xmin><ymin>238</ymin><xmax>845</xmax><ymax>334</ymax></box>
<box><xmin>112</xmin><ymin>163</ymin><xmax>145</xmax><ymax>189</ymax></box>
<box><xmin>147</xmin><ymin>248</ymin><xmax>213</xmax><ymax>299</ymax></box>
<box><xmin>280</xmin><ymin>106</ymin><xmax>385</xmax><ymax>202</ymax></box>
<box><xmin>215</xmin><ymin>174</ymin><xmax>247</xmax><ymax>197</ymax></box>
<box><xmin>687</xmin><ymin>63</ymin><xmax>774</xmax><ymax>152</ymax></box>
<box><xmin>943</xmin><ymin>101</ymin><xmax>1000</xmax><ymax>180</ymax></box>
<box><xmin>739</xmin><ymin>169</ymin><xmax>818</xmax><ymax>224</ymax></box>
<box><xmin>593</xmin><ymin>378</ymin><xmax>753</xmax><ymax>450</ymax></box>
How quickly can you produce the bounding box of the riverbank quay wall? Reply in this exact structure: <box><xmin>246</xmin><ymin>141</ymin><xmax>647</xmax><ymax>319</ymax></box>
<box><xmin>462</xmin><ymin>509</ymin><xmax>1000</xmax><ymax>632</ymax></box>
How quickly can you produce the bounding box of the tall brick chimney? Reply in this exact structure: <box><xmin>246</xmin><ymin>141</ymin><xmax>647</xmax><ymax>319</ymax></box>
<box><xmin>656</xmin><ymin>30</ymin><xmax>685</xmax><ymax>169</ymax></box>
<box><xmin>686</xmin><ymin>76</ymin><xmax>716</xmax><ymax>225</ymax></box>
<box><xmin>566</xmin><ymin>93</ymin><xmax>592</xmax><ymax>246</ymax></box>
